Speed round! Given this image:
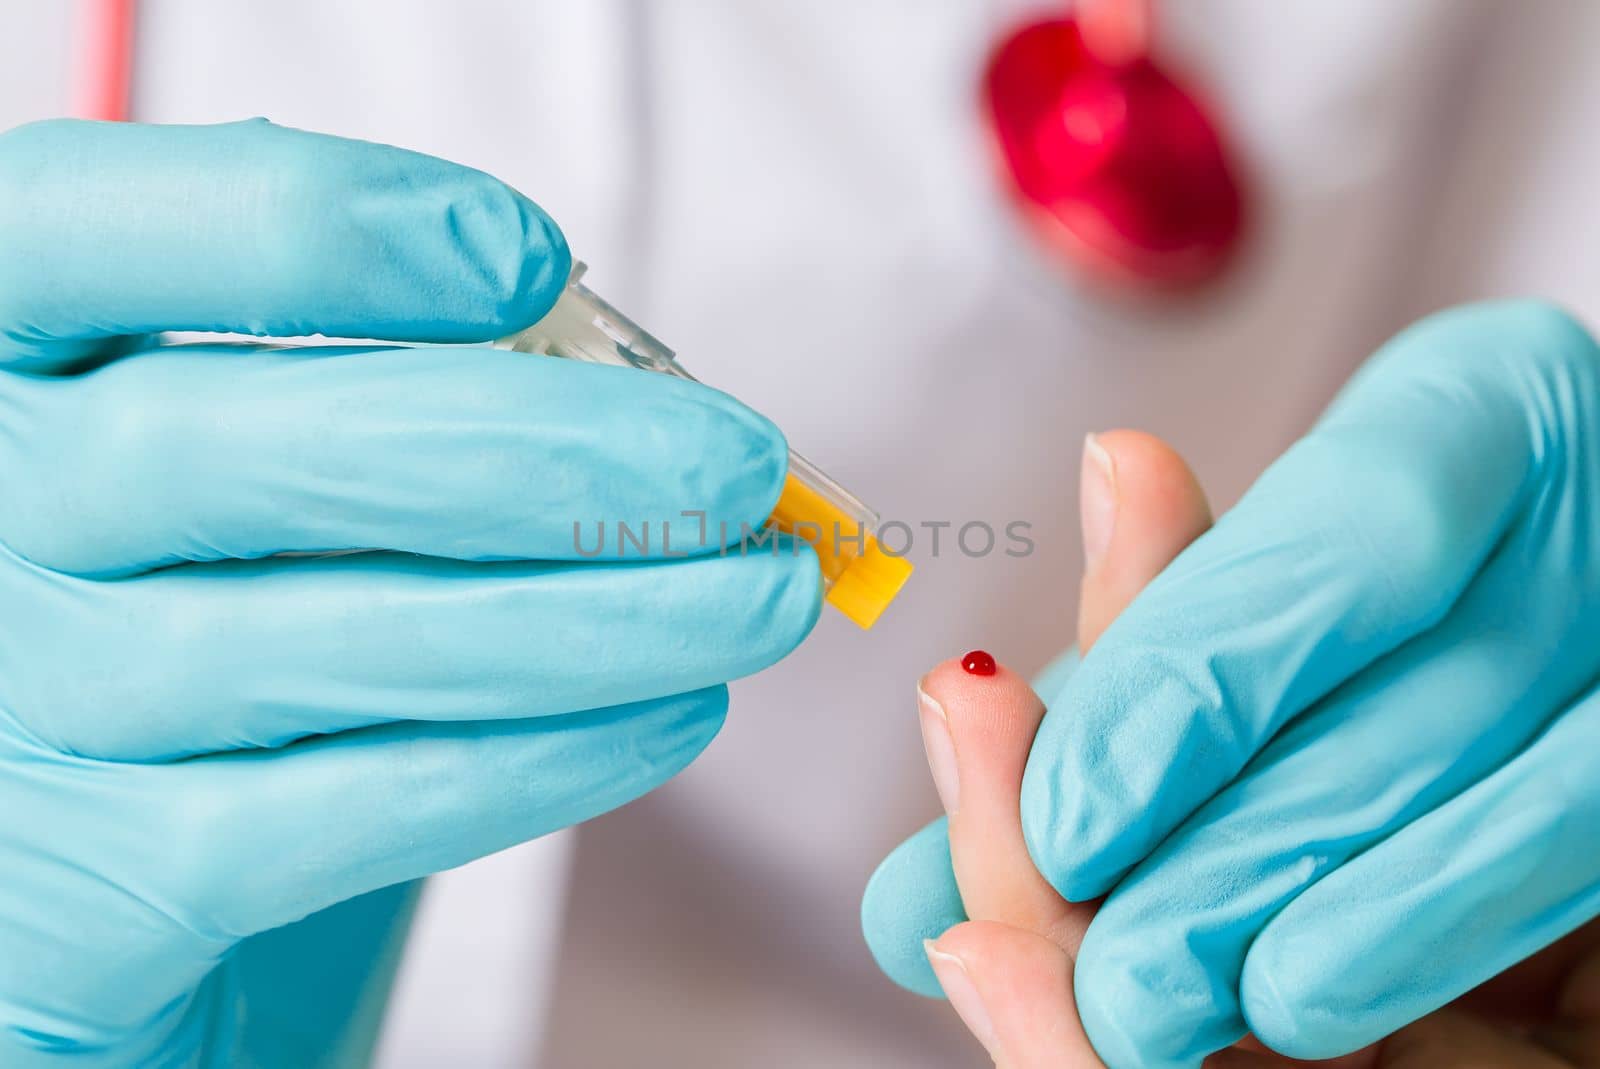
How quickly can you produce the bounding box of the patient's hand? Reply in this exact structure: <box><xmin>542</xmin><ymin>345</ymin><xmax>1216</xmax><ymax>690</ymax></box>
<box><xmin>916</xmin><ymin>429</ymin><xmax>1211</xmax><ymax>1065</ymax></box>
<box><xmin>918</xmin><ymin>432</ymin><xmax>1600</xmax><ymax>1067</ymax></box>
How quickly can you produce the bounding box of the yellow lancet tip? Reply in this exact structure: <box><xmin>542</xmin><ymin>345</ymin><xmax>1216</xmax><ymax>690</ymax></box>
<box><xmin>827</xmin><ymin>541</ymin><xmax>914</xmax><ymax>629</ymax></box>
<box><xmin>769</xmin><ymin>472</ymin><xmax>911</xmax><ymax>629</ymax></box>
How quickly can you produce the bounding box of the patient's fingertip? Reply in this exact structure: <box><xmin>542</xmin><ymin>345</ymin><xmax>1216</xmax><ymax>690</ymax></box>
<box><xmin>921</xmin><ymin>655</ymin><xmax>1031</xmax><ymax>701</ymax></box>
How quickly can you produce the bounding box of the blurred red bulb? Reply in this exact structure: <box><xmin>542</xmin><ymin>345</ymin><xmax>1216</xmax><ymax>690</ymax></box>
<box><xmin>982</xmin><ymin>16</ymin><xmax>1247</xmax><ymax>289</ymax></box>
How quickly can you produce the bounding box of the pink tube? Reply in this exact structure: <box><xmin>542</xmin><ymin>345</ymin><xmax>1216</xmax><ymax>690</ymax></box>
<box><xmin>73</xmin><ymin>0</ymin><xmax>137</xmax><ymax>121</ymax></box>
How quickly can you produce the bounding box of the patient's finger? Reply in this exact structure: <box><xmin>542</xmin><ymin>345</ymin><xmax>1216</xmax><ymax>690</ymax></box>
<box><xmin>1076</xmin><ymin>429</ymin><xmax>1213</xmax><ymax>652</ymax></box>
<box><xmin>915</xmin><ymin>429</ymin><xmax>1213</xmax><ymax>1063</ymax></box>
<box><xmin>921</xmin><ymin>656</ymin><xmax>1090</xmax><ymax>949</ymax></box>
<box><xmin>928</xmin><ymin>921</ymin><xmax>1102</xmax><ymax>1068</ymax></box>
<box><xmin>924</xmin><ymin>430</ymin><xmax>1215</xmax><ymax>943</ymax></box>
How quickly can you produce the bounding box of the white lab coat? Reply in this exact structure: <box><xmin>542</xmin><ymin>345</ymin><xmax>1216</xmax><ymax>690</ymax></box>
<box><xmin>3</xmin><ymin>2</ymin><xmax>1599</xmax><ymax>1066</ymax></box>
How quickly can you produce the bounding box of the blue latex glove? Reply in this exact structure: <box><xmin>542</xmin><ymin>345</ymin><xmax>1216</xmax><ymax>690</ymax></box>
<box><xmin>0</xmin><ymin>119</ymin><xmax>820</xmax><ymax>1067</ymax></box>
<box><xmin>864</xmin><ymin>302</ymin><xmax>1600</xmax><ymax>1065</ymax></box>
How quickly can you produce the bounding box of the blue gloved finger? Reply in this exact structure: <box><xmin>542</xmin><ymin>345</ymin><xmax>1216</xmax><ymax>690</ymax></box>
<box><xmin>0</xmin><ymin>344</ymin><xmax>785</xmax><ymax>577</ymax></box>
<box><xmin>212</xmin><ymin>690</ymin><xmax>731</xmax><ymax>937</ymax></box>
<box><xmin>229</xmin><ymin>881</ymin><xmax>420</xmax><ymax>1068</ymax></box>
<box><xmin>1029</xmin><ymin>647</ymin><xmax>1080</xmax><ymax>702</ymax></box>
<box><xmin>1021</xmin><ymin>301</ymin><xmax>1598</xmax><ymax>902</ymax></box>
<box><xmin>2</xmin><ymin>544</ymin><xmax>820</xmax><ymax>761</ymax></box>
<box><xmin>0</xmin><ymin>118</ymin><xmax>567</xmax><ymax>373</ymax></box>
<box><xmin>1073</xmin><ymin>519</ymin><xmax>1600</xmax><ymax>1069</ymax></box>
<box><xmin>1240</xmin><ymin>677</ymin><xmax>1600</xmax><ymax>1060</ymax></box>
<box><xmin>3</xmin><ymin>688</ymin><xmax>728</xmax><ymax>1039</ymax></box>
<box><xmin>861</xmin><ymin>817</ymin><xmax>967</xmax><ymax>999</ymax></box>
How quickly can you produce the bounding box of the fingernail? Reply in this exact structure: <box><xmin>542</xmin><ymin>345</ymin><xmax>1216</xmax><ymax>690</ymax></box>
<box><xmin>917</xmin><ymin>681</ymin><xmax>960</xmax><ymax>815</ymax></box>
<box><xmin>926</xmin><ymin>941</ymin><xmax>1000</xmax><ymax>1058</ymax></box>
<box><xmin>1080</xmin><ymin>432</ymin><xmax>1117</xmax><ymax>572</ymax></box>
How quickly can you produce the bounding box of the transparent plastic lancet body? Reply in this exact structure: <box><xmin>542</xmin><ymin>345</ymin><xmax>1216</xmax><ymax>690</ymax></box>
<box><xmin>500</xmin><ymin>264</ymin><xmax>912</xmax><ymax>628</ymax></box>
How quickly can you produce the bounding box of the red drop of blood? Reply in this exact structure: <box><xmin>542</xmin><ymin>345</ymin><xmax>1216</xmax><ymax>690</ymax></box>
<box><xmin>961</xmin><ymin>650</ymin><xmax>998</xmax><ymax>676</ymax></box>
